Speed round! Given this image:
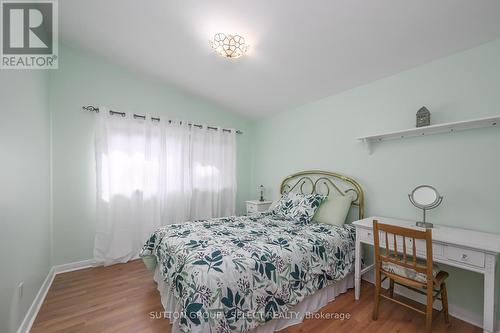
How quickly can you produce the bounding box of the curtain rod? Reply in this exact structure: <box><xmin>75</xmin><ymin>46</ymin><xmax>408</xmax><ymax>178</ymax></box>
<box><xmin>82</xmin><ymin>105</ymin><xmax>243</xmax><ymax>135</ymax></box>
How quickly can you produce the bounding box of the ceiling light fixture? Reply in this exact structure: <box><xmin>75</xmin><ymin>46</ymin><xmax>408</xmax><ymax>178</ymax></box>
<box><xmin>209</xmin><ymin>33</ymin><xmax>249</xmax><ymax>59</ymax></box>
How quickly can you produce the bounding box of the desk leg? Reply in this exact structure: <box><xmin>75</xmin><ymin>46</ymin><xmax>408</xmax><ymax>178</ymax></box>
<box><xmin>355</xmin><ymin>229</ymin><xmax>361</xmax><ymax>300</ymax></box>
<box><xmin>483</xmin><ymin>254</ymin><xmax>497</xmax><ymax>333</ymax></box>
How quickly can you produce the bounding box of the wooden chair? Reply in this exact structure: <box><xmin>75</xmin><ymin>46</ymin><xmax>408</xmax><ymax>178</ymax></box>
<box><xmin>372</xmin><ymin>220</ymin><xmax>450</xmax><ymax>333</ymax></box>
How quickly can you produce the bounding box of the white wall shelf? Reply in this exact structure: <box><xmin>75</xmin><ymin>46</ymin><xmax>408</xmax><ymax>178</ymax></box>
<box><xmin>357</xmin><ymin>115</ymin><xmax>499</xmax><ymax>154</ymax></box>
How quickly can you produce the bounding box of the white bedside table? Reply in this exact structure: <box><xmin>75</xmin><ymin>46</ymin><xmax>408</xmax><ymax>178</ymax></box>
<box><xmin>245</xmin><ymin>200</ymin><xmax>272</xmax><ymax>215</ymax></box>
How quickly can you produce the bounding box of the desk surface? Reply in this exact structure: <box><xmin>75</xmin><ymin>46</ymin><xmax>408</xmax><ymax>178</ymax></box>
<box><xmin>353</xmin><ymin>216</ymin><xmax>500</xmax><ymax>254</ymax></box>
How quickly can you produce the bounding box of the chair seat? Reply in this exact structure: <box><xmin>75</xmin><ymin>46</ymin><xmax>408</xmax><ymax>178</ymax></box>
<box><xmin>382</xmin><ymin>261</ymin><xmax>439</xmax><ymax>284</ymax></box>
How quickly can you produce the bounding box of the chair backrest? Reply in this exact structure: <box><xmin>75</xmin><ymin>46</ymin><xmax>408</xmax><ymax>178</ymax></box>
<box><xmin>373</xmin><ymin>220</ymin><xmax>433</xmax><ymax>283</ymax></box>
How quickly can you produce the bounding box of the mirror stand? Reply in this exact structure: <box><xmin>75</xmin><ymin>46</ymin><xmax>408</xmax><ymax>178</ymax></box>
<box><xmin>416</xmin><ymin>208</ymin><xmax>433</xmax><ymax>228</ymax></box>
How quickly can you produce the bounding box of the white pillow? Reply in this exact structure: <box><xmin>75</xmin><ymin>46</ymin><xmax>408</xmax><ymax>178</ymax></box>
<box><xmin>267</xmin><ymin>200</ymin><xmax>279</xmax><ymax>212</ymax></box>
<box><xmin>313</xmin><ymin>194</ymin><xmax>352</xmax><ymax>226</ymax></box>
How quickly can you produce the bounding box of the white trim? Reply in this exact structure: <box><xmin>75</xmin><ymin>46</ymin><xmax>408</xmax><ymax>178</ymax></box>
<box><xmin>362</xmin><ymin>271</ymin><xmax>500</xmax><ymax>333</ymax></box>
<box><xmin>16</xmin><ymin>267</ymin><xmax>55</xmax><ymax>333</ymax></box>
<box><xmin>53</xmin><ymin>259</ymin><xmax>95</xmax><ymax>274</ymax></box>
<box><xmin>16</xmin><ymin>259</ymin><xmax>96</xmax><ymax>333</ymax></box>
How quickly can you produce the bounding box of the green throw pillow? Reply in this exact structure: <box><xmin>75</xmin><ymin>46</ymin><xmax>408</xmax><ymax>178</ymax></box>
<box><xmin>313</xmin><ymin>194</ymin><xmax>352</xmax><ymax>226</ymax></box>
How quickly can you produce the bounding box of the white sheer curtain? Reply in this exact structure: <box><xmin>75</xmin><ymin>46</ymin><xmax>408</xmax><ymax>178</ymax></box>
<box><xmin>190</xmin><ymin>125</ymin><xmax>236</xmax><ymax>219</ymax></box>
<box><xmin>94</xmin><ymin>109</ymin><xmax>237</xmax><ymax>266</ymax></box>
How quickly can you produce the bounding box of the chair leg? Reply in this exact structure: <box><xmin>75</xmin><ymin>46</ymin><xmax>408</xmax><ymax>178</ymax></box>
<box><xmin>440</xmin><ymin>283</ymin><xmax>450</xmax><ymax>324</ymax></box>
<box><xmin>425</xmin><ymin>282</ymin><xmax>433</xmax><ymax>333</ymax></box>
<box><xmin>389</xmin><ymin>278</ymin><xmax>394</xmax><ymax>298</ymax></box>
<box><xmin>372</xmin><ymin>265</ymin><xmax>381</xmax><ymax>320</ymax></box>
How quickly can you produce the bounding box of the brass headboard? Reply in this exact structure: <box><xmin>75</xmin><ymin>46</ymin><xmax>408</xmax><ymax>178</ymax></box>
<box><xmin>280</xmin><ymin>170</ymin><xmax>364</xmax><ymax>220</ymax></box>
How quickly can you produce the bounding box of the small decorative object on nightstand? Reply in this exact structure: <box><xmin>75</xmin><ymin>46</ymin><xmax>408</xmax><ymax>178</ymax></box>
<box><xmin>245</xmin><ymin>200</ymin><xmax>272</xmax><ymax>215</ymax></box>
<box><xmin>258</xmin><ymin>185</ymin><xmax>266</xmax><ymax>201</ymax></box>
<box><xmin>416</xmin><ymin>106</ymin><xmax>431</xmax><ymax>127</ymax></box>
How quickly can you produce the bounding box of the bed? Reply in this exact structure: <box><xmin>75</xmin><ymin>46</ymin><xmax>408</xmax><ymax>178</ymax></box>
<box><xmin>140</xmin><ymin>170</ymin><xmax>364</xmax><ymax>333</ymax></box>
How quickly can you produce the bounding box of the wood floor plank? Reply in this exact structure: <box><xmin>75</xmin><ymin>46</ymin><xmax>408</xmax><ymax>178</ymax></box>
<box><xmin>31</xmin><ymin>260</ymin><xmax>482</xmax><ymax>333</ymax></box>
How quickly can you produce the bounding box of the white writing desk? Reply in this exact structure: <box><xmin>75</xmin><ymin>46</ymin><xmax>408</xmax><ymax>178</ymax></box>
<box><xmin>353</xmin><ymin>216</ymin><xmax>500</xmax><ymax>333</ymax></box>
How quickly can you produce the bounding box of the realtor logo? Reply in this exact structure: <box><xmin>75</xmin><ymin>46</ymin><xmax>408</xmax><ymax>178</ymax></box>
<box><xmin>1</xmin><ymin>0</ymin><xmax>58</xmax><ymax>69</ymax></box>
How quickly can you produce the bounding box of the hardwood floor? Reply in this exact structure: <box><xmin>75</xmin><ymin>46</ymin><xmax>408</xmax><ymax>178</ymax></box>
<box><xmin>31</xmin><ymin>260</ymin><xmax>481</xmax><ymax>333</ymax></box>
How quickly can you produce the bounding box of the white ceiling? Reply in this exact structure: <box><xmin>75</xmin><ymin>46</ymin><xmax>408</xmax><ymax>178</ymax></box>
<box><xmin>60</xmin><ymin>0</ymin><xmax>500</xmax><ymax>118</ymax></box>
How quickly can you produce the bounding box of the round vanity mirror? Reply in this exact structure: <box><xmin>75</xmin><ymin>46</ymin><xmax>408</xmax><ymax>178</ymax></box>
<box><xmin>408</xmin><ymin>185</ymin><xmax>443</xmax><ymax>228</ymax></box>
<box><xmin>411</xmin><ymin>186</ymin><xmax>439</xmax><ymax>208</ymax></box>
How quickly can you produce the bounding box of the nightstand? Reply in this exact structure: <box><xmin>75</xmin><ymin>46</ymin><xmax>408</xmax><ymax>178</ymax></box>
<box><xmin>245</xmin><ymin>200</ymin><xmax>272</xmax><ymax>215</ymax></box>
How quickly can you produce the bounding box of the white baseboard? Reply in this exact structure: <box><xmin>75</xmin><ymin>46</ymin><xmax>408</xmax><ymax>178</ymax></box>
<box><xmin>16</xmin><ymin>259</ymin><xmax>95</xmax><ymax>333</ymax></box>
<box><xmin>16</xmin><ymin>267</ymin><xmax>55</xmax><ymax>333</ymax></box>
<box><xmin>53</xmin><ymin>259</ymin><xmax>95</xmax><ymax>274</ymax></box>
<box><xmin>362</xmin><ymin>271</ymin><xmax>500</xmax><ymax>333</ymax></box>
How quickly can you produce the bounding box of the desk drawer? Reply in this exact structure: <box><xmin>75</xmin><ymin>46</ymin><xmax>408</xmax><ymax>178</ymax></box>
<box><xmin>247</xmin><ymin>203</ymin><xmax>257</xmax><ymax>213</ymax></box>
<box><xmin>414</xmin><ymin>240</ymin><xmax>444</xmax><ymax>257</ymax></box>
<box><xmin>357</xmin><ymin>228</ymin><xmax>410</xmax><ymax>250</ymax></box>
<box><xmin>358</xmin><ymin>228</ymin><xmax>374</xmax><ymax>244</ymax></box>
<box><xmin>358</xmin><ymin>228</ymin><xmax>444</xmax><ymax>258</ymax></box>
<box><xmin>444</xmin><ymin>246</ymin><xmax>485</xmax><ymax>268</ymax></box>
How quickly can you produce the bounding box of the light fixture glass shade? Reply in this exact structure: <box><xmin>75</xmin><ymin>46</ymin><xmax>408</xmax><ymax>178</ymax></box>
<box><xmin>209</xmin><ymin>33</ymin><xmax>249</xmax><ymax>59</ymax></box>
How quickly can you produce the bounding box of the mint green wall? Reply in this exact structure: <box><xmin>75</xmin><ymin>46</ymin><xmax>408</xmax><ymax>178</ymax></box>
<box><xmin>251</xmin><ymin>40</ymin><xmax>500</xmax><ymax>320</ymax></box>
<box><xmin>2</xmin><ymin>38</ymin><xmax>498</xmax><ymax>331</ymax></box>
<box><xmin>50</xmin><ymin>44</ymin><xmax>254</xmax><ymax>265</ymax></box>
<box><xmin>0</xmin><ymin>71</ymin><xmax>51</xmax><ymax>333</ymax></box>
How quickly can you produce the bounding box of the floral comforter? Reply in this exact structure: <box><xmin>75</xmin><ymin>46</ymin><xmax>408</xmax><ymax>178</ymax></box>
<box><xmin>140</xmin><ymin>213</ymin><xmax>356</xmax><ymax>333</ymax></box>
